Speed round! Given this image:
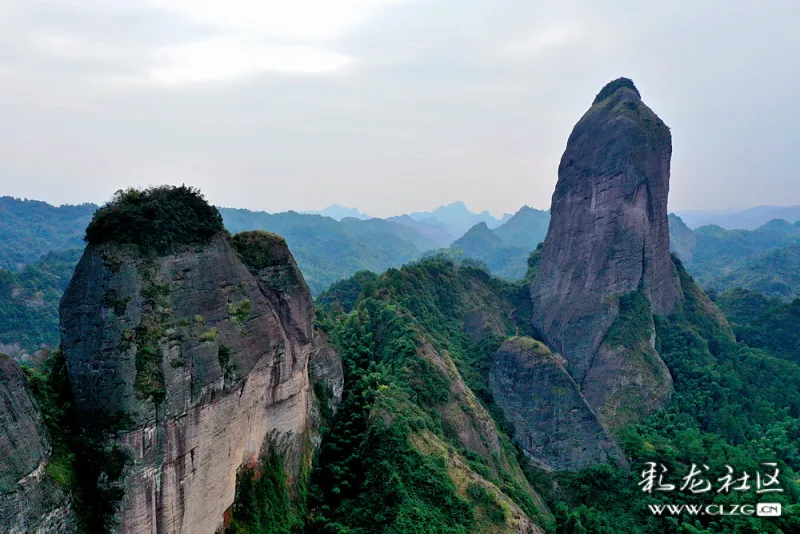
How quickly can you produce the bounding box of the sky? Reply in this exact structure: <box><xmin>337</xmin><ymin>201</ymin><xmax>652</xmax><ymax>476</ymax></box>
<box><xmin>0</xmin><ymin>1</ymin><xmax>798</xmax><ymax>218</ymax></box>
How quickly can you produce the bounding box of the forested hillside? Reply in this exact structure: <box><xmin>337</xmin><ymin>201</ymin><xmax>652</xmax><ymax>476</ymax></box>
<box><xmin>430</xmin><ymin>207</ymin><xmax>550</xmax><ymax>280</ymax></box>
<box><xmin>0</xmin><ymin>249</ymin><xmax>83</xmax><ymax>357</ymax></box>
<box><xmin>311</xmin><ymin>255</ymin><xmax>800</xmax><ymax>533</ymax></box>
<box><xmin>669</xmin><ymin>215</ymin><xmax>800</xmax><ymax>299</ymax></box>
<box><xmin>219</xmin><ymin>208</ymin><xmax>437</xmax><ymax>294</ymax></box>
<box><xmin>0</xmin><ymin>197</ymin><xmax>95</xmax><ymax>270</ymax></box>
<box><xmin>311</xmin><ymin>257</ymin><xmax>553</xmax><ymax>532</ymax></box>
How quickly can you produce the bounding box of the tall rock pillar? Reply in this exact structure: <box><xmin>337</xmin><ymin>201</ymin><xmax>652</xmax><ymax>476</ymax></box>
<box><xmin>530</xmin><ymin>78</ymin><xmax>681</xmax><ymax>428</ymax></box>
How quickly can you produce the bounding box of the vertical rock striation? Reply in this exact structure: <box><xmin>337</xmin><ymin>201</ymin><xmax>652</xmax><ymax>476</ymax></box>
<box><xmin>60</xmin><ymin>225</ymin><xmax>336</xmax><ymax>533</ymax></box>
<box><xmin>529</xmin><ymin>78</ymin><xmax>681</xmax><ymax>429</ymax></box>
<box><xmin>0</xmin><ymin>355</ymin><xmax>76</xmax><ymax>533</ymax></box>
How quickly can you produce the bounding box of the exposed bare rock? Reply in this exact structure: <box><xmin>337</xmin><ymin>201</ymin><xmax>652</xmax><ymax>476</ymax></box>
<box><xmin>463</xmin><ymin>309</ymin><xmax>504</xmax><ymax>345</ymax></box>
<box><xmin>309</xmin><ymin>329</ymin><xmax>344</xmax><ymax>417</ymax></box>
<box><xmin>489</xmin><ymin>338</ymin><xmax>624</xmax><ymax>471</ymax></box>
<box><xmin>60</xmin><ymin>231</ymin><xmax>320</xmax><ymax>533</ymax></box>
<box><xmin>0</xmin><ymin>355</ymin><xmax>76</xmax><ymax>533</ymax></box>
<box><xmin>529</xmin><ymin>78</ymin><xmax>680</xmax><ymax>426</ymax></box>
<box><xmin>668</xmin><ymin>214</ymin><xmax>697</xmax><ymax>263</ymax></box>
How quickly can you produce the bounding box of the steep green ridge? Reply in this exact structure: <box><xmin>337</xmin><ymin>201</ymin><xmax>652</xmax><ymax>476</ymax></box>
<box><xmin>310</xmin><ymin>258</ymin><xmax>551</xmax><ymax>533</ymax></box>
<box><xmin>715</xmin><ymin>288</ymin><xmax>800</xmax><ymax>365</ymax></box>
<box><xmin>549</xmin><ymin>258</ymin><xmax>800</xmax><ymax>533</ymax></box>
<box><xmin>0</xmin><ymin>196</ymin><xmax>95</xmax><ymax>270</ymax></box>
<box><xmin>315</xmin><ymin>254</ymin><xmax>800</xmax><ymax>533</ymax></box>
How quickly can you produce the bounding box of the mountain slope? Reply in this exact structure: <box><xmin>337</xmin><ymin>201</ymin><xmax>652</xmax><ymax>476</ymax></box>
<box><xmin>0</xmin><ymin>197</ymin><xmax>96</xmax><ymax>270</ymax></box>
<box><xmin>313</xmin><ymin>258</ymin><xmax>553</xmax><ymax>532</ymax></box>
<box><xmin>431</xmin><ymin>207</ymin><xmax>550</xmax><ymax>281</ymax></box>
<box><xmin>669</xmin><ymin>214</ymin><xmax>800</xmax><ymax>298</ymax></box>
<box><xmin>220</xmin><ymin>208</ymin><xmax>430</xmax><ymax>294</ymax></box>
<box><xmin>0</xmin><ymin>249</ymin><xmax>83</xmax><ymax>357</ymax></box>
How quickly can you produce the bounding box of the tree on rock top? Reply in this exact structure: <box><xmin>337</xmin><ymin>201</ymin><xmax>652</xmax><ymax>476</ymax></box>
<box><xmin>592</xmin><ymin>77</ymin><xmax>640</xmax><ymax>104</ymax></box>
<box><xmin>230</xmin><ymin>230</ymin><xmax>291</xmax><ymax>271</ymax></box>
<box><xmin>85</xmin><ymin>185</ymin><xmax>224</xmax><ymax>255</ymax></box>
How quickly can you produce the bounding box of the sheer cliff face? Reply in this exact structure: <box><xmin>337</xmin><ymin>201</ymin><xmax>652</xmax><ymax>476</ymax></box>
<box><xmin>490</xmin><ymin>339</ymin><xmax>624</xmax><ymax>472</ymax></box>
<box><xmin>60</xmin><ymin>231</ymin><xmax>326</xmax><ymax>534</ymax></box>
<box><xmin>0</xmin><ymin>356</ymin><xmax>76</xmax><ymax>532</ymax></box>
<box><xmin>530</xmin><ymin>79</ymin><xmax>681</xmax><ymax>427</ymax></box>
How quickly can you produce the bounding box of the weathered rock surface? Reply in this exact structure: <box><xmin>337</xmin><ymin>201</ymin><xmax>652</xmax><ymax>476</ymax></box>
<box><xmin>0</xmin><ymin>355</ymin><xmax>76</xmax><ymax>533</ymax></box>
<box><xmin>309</xmin><ymin>329</ymin><xmax>344</xmax><ymax>418</ymax></box>
<box><xmin>668</xmin><ymin>214</ymin><xmax>697</xmax><ymax>263</ymax></box>
<box><xmin>489</xmin><ymin>338</ymin><xmax>624</xmax><ymax>471</ymax></box>
<box><xmin>59</xmin><ymin>231</ymin><xmax>329</xmax><ymax>533</ymax></box>
<box><xmin>529</xmin><ymin>78</ymin><xmax>680</xmax><ymax>426</ymax></box>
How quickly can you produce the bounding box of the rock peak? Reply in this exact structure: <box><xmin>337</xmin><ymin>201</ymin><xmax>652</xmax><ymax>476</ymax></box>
<box><xmin>592</xmin><ymin>77</ymin><xmax>640</xmax><ymax>105</ymax></box>
<box><xmin>530</xmin><ymin>78</ymin><xmax>680</xmax><ymax>429</ymax></box>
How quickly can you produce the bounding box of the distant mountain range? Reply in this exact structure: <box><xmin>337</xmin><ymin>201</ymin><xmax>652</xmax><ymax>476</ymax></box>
<box><xmin>670</xmin><ymin>214</ymin><xmax>800</xmax><ymax>300</ymax></box>
<box><xmin>405</xmin><ymin>201</ymin><xmax>514</xmax><ymax>240</ymax></box>
<box><xmin>429</xmin><ymin>206</ymin><xmax>550</xmax><ymax>279</ymax></box>
<box><xmin>674</xmin><ymin>205</ymin><xmax>800</xmax><ymax>230</ymax></box>
<box><xmin>305</xmin><ymin>204</ymin><xmax>372</xmax><ymax>221</ymax></box>
<box><xmin>5</xmin><ymin>194</ymin><xmax>800</xmax><ymax>304</ymax></box>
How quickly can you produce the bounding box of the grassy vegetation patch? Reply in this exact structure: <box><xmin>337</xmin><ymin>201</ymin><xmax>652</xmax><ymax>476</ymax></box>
<box><xmin>227</xmin><ymin>299</ymin><xmax>252</xmax><ymax>324</ymax></box>
<box><xmin>603</xmin><ymin>290</ymin><xmax>652</xmax><ymax>349</ymax></box>
<box><xmin>102</xmin><ymin>289</ymin><xmax>131</xmax><ymax>317</ymax></box>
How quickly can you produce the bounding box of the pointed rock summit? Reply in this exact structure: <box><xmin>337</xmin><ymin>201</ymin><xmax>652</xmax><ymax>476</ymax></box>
<box><xmin>530</xmin><ymin>78</ymin><xmax>681</xmax><ymax>428</ymax></box>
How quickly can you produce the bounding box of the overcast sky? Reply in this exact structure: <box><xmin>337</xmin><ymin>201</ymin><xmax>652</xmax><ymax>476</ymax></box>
<box><xmin>0</xmin><ymin>1</ymin><xmax>798</xmax><ymax>217</ymax></box>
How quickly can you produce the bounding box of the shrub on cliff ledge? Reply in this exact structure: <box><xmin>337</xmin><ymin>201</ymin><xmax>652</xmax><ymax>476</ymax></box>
<box><xmin>85</xmin><ymin>186</ymin><xmax>223</xmax><ymax>255</ymax></box>
<box><xmin>230</xmin><ymin>230</ymin><xmax>290</xmax><ymax>271</ymax></box>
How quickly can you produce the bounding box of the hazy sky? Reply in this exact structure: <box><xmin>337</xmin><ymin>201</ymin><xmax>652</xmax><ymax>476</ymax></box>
<box><xmin>0</xmin><ymin>1</ymin><xmax>798</xmax><ymax>218</ymax></box>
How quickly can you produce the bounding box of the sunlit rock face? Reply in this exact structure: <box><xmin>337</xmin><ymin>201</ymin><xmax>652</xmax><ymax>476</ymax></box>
<box><xmin>60</xmin><ymin>230</ymin><xmax>335</xmax><ymax>534</ymax></box>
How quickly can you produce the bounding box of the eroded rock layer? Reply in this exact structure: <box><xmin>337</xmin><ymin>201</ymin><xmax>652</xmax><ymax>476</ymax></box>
<box><xmin>0</xmin><ymin>356</ymin><xmax>76</xmax><ymax>533</ymax></box>
<box><xmin>489</xmin><ymin>338</ymin><xmax>623</xmax><ymax>471</ymax></box>
<box><xmin>60</xmin><ymin>231</ymin><xmax>331</xmax><ymax>533</ymax></box>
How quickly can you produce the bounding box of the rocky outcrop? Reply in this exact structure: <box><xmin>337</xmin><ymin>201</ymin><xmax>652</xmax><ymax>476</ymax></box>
<box><xmin>668</xmin><ymin>214</ymin><xmax>697</xmax><ymax>263</ymax></box>
<box><xmin>0</xmin><ymin>355</ymin><xmax>76</xmax><ymax>533</ymax></box>
<box><xmin>59</xmin><ymin>229</ymin><xmax>325</xmax><ymax>533</ymax></box>
<box><xmin>489</xmin><ymin>338</ymin><xmax>624</xmax><ymax>471</ymax></box>
<box><xmin>529</xmin><ymin>78</ymin><xmax>680</xmax><ymax>426</ymax></box>
<box><xmin>308</xmin><ymin>329</ymin><xmax>344</xmax><ymax>418</ymax></box>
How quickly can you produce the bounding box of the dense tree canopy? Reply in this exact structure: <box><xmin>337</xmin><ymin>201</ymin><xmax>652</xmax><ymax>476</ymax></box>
<box><xmin>85</xmin><ymin>186</ymin><xmax>224</xmax><ymax>255</ymax></box>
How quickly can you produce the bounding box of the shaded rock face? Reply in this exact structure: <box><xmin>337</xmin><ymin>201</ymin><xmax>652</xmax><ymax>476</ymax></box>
<box><xmin>60</xmin><ymin>232</ymin><xmax>324</xmax><ymax>534</ymax></box>
<box><xmin>0</xmin><ymin>356</ymin><xmax>76</xmax><ymax>533</ymax></box>
<box><xmin>489</xmin><ymin>338</ymin><xmax>624</xmax><ymax>472</ymax></box>
<box><xmin>529</xmin><ymin>78</ymin><xmax>680</xmax><ymax>426</ymax></box>
<box><xmin>309</xmin><ymin>329</ymin><xmax>344</xmax><ymax>417</ymax></box>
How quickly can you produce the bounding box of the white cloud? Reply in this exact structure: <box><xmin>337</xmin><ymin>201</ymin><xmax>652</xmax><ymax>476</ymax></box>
<box><xmin>137</xmin><ymin>0</ymin><xmax>417</xmax><ymax>82</ymax></box>
<box><xmin>504</xmin><ymin>22</ymin><xmax>582</xmax><ymax>57</ymax></box>
<box><xmin>145</xmin><ymin>0</ymin><xmax>416</xmax><ymax>40</ymax></box>
<box><xmin>148</xmin><ymin>38</ymin><xmax>353</xmax><ymax>84</ymax></box>
<box><xmin>3</xmin><ymin>0</ymin><xmax>418</xmax><ymax>83</ymax></box>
